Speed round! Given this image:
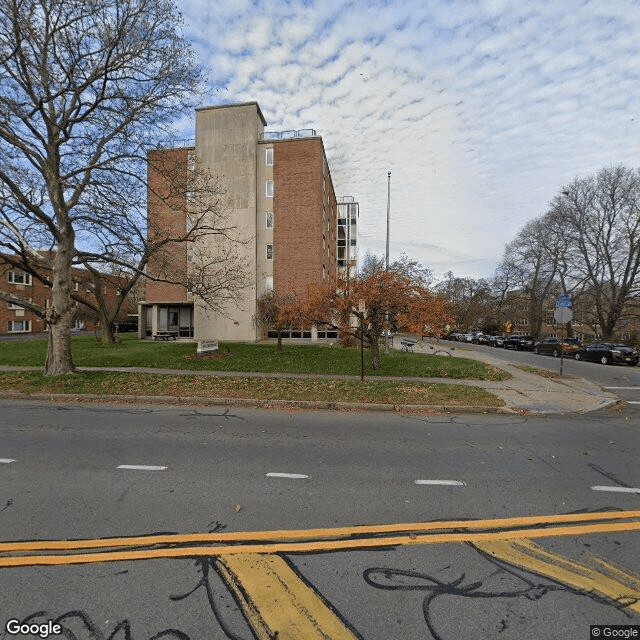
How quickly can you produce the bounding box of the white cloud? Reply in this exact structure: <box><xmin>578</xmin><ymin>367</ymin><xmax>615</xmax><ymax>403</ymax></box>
<box><xmin>180</xmin><ymin>0</ymin><xmax>640</xmax><ymax>278</ymax></box>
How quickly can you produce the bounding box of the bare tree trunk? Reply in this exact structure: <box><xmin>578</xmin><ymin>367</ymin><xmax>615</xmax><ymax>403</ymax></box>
<box><xmin>98</xmin><ymin>306</ymin><xmax>119</xmax><ymax>345</ymax></box>
<box><xmin>44</xmin><ymin>243</ymin><xmax>76</xmax><ymax>375</ymax></box>
<box><xmin>369</xmin><ymin>334</ymin><xmax>381</xmax><ymax>370</ymax></box>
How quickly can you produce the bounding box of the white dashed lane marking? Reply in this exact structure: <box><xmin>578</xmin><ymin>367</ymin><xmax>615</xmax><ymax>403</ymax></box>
<box><xmin>603</xmin><ymin>387</ymin><xmax>640</xmax><ymax>390</ymax></box>
<box><xmin>602</xmin><ymin>387</ymin><xmax>640</xmax><ymax>404</ymax></box>
<box><xmin>117</xmin><ymin>465</ymin><xmax>167</xmax><ymax>471</ymax></box>
<box><xmin>591</xmin><ymin>486</ymin><xmax>640</xmax><ymax>494</ymax></box>
<box><xmin>414</xmin><ymin>479</ymin><xmax>466</xmax><ymax>486</ymax></box>
<box><xmin>266</xmin><ymin>472</ymin><xmax>310</xmax><ymax>479</ymax></box>
<box><xmin>0</xmin><ymin>459</ymin><xmax>16</xmax><ymax>464</ymax></box>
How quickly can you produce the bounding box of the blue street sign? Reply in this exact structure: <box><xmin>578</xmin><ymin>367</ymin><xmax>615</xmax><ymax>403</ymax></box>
<box><xmin>556</xmin><ymin>294</ymin><xmax>572</xmax><ymax>308</ymax></box>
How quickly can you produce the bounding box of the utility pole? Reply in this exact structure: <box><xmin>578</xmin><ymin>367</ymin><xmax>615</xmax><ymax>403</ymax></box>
<box><xmin>385</xmin><ymin>171</ymin><xmax>391</xmax><ymax>269</ymax></box>
<box><xmin>384</xmin><ymin>171</ymin><xmax>391</xmax><ymax>353</ymax></box>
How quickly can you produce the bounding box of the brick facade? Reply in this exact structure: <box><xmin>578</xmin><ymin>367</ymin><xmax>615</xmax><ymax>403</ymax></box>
<box><xmin>0</xmin><ymin>257</ymin><xmax>133</xmax><ymax>335</ymax></box>
<box><xmin>145</xmin><ymin>148</ymin><xmax>189</xmax><ymax>302</ymax></box>
<box><xmin>273</xmin><ymin>137</ymin><xmax>337</xmax><ymax>299</ymax></box>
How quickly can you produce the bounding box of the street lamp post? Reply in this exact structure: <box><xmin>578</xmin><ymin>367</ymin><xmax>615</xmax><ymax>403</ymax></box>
<box><xmin>384</xmin><ymin>171</ymin><xmax>391</xmax><ymax>353</ymax></box>
<box><xmin>385</xmin><ymin>171</ymin><xmax>391</xmax><ymax>269</ymax></box>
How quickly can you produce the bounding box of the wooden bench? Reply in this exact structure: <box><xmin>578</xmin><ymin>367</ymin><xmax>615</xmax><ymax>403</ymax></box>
<box><xmin>400</xmin><ymin>339</ymin><xmax>416</xmax><ymax>352</ymax></box>
<box><xmin>153</xmin><ymin>331</ymin><xmax>178</xmax><ymax>341</ymax></box>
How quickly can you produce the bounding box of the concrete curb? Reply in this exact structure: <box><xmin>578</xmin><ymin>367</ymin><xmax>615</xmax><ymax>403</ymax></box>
<box><xmin>0</xmin><ymin>391</ymin><xmax>513</xmax><ymax>414</ymax></box>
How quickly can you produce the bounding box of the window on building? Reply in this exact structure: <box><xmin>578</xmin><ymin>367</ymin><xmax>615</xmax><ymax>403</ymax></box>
<box><xmin>266</xmin><ymin>180</ymin><xmax>274</xmax><ymax>197</ymax></box>
<box><xmin>265</xmin><ymin>276</ymin><xmax>273</xmax><ymax>291</ymax></box>
<box><xmin>8</xmin><ymin>320</ymin><xmax>31</xmax><ymax>333</ymax></box>
<box><xmin>265</xmin><ymin>212</ymin><xmax>273</xmax><ymax>229</ymax></box>
<box><xmin>8</xmin><ymin>301</ymin><xmax>24</xmax><ymax>310</ymax></box>
<box><xmin>266</xmin><ymin>244</ymin><xmax>273</xmax><ymax>260</ymax></box>
<box><xmin>7</xmin><ymin>270</ymin><xmax>31</xmax><ymax>285</ymax></box>
<box><xmin>265</xmin><ymin>148</ymin><xmax>274</xmax><ymax>166</ymax></box>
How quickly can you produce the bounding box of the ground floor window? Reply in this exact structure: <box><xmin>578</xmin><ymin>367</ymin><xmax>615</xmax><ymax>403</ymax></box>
<box><xmin>267</xmin><ymin>329</ymin><xmax>312</xmax><ymax>339</ymax></box>
<box><xmin>265</xmin><ymin>328</ymin><xmax>338</xmax><ymax>340</ymax></box>
<box><xmin>142</xmin><ymin>304</ymin><xmax>194</xmax><ymax>337</ymax></box>
<box><xmin>8</xmin><ymin>320</ymin><xmax>31</xmax><ymax>333</ymax></box>
<box><xmin>316</xmin><ymin>330</ymin><xmax>338</xmax><ymax>339</ymax></box>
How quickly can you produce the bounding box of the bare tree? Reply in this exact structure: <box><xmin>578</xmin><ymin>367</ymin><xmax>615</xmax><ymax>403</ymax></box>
<box><xmin>361</xmin><ymin>251</ymin><xmax>432</xmax><ymax>286</ymax></box>
<box><xmin>0</xmin><ymin>0</ymin><xmax>201</xmax><ymax>373</ymax></box>
<box><xmin>435</xmin><ymin>273</ymin><xmax>494</xmax><ymax>331</ymax></box>
<box><xmin>497</xmin><ymin>217</ymin><xmax>561</xmax><ymax>337</ymax></box>
<box><xmin>550</xmin><ymin>165</ymin><xmax>640</xmax><ymax>339</ymax></box>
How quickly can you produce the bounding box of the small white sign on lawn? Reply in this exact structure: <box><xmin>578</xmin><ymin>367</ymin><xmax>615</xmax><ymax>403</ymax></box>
<box><xmin>197</xmin><ymin>339</ymin><xmax>219</xmax><ymax>354</ymax></box>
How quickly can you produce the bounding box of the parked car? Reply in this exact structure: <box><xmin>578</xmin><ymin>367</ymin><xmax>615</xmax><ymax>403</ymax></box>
<box><xmin>457</xmin><ymin>333</ymin><xmax>475</xmax><ymax>342</ymax></box>
<box><xmin>472</xmin><ymin>332</ymin><xmax>490</xmax><ymax>345</ymax></box>
<box><xmin>487</xmin><ymin>335</ymin><xmax>507</xmax><ymax>347</ymax></box>
<box><xmin>504</xmin><ymin>335</ymin><xmax>537</xmax><ymax>350</ymax></box>
<box><xmin>574</xmin><ymin>343</ymin><xmax>639</xmax><ymax>366</ymax></box>
<box><xmin>534</xmin><ymin>337</ymin><xmax>582</xmax><ymax>357</ymax></box>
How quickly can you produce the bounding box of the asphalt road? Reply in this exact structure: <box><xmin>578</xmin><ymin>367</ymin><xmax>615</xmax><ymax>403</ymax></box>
<box><xmin>1</xmin><ymin>401</ymin><xmax>639</xmax><ymax>639</ymax></box>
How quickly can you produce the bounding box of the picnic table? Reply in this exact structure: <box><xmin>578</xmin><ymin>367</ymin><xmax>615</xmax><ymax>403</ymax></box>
<box><xmin>153</xmin><ymin>330</ymin><xmax>178</xmax><ymax>341</ymax></box>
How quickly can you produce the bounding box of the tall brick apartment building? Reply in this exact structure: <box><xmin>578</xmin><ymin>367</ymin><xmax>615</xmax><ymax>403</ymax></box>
<box><xmin>140</xmin><ymin>102</ymin><xmax>358</xmax><ymax>342</ymax></box>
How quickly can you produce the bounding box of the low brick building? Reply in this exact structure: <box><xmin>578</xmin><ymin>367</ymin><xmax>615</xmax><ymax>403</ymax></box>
<box><xmin>1</xmin><ymin>256</ymin><xmax>134</xmax><ymax>336</ymax></box>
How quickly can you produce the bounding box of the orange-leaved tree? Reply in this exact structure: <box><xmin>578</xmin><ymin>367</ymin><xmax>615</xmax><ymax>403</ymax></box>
<box><xmin>255</xmin><ymin>290</ymin><xmax>302</xmax><ymax>355</ymax></box>
<box><xmin>299</xmin><ymin>270</ymin><xmax>453</xmax><ymax>370</ymax></box>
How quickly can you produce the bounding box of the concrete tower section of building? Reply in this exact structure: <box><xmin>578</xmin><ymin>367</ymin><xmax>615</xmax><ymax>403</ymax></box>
<box><xmin>140</xmin><ymin>101</ymin><xmax>346</xmax><ymax>342</ymax></box>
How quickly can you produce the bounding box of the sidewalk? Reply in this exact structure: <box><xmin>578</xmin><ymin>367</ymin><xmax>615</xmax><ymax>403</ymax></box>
<box><xmin>398</xmin><ymin>337</ymin><xmax>618</xmax><ymax>415</ymax></box>
<box><xmin>0</xmin><ymin>340</ymin><xmax>619</xmax><ymax>414</ymax></box>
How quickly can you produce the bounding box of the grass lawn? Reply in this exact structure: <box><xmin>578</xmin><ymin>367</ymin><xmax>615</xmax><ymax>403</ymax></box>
<box><xmin>0</xmin><ymin>334</ymin><xmax>509</xmax><ymax>380</ymax></box>
<box><xmin>0</xmin><ymin>371</ymin><xmax>504</xmax><ymax>408</ymax></box>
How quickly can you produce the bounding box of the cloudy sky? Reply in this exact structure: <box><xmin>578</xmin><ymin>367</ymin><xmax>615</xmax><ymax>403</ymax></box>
<box><xmin>178</xmin><ymin>0</ymin><xmax>640</xmax><ymax>281</ymax></box>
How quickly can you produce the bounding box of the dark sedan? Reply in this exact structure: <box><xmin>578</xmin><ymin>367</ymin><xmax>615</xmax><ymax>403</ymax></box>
<box><xmin>504</xmin><ymin>335</ymin><xmax>537</xmax><ymax>350</ymax></box>
<box><xmin>574</xmin><ymin>343</ymin><xmax>639</xmax><ymax>366</ymax></box>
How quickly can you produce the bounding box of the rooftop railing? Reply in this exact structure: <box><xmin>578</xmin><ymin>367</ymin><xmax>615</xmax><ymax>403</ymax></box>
<box><xmin>155</xmin><ymin>138</ymin><xmax>195</xmax><ymax>149</ymax></box>
<box><xmin>261</xmin><ymin>129</ymin><xmax>317</xmax><ymax>140</ymax></box>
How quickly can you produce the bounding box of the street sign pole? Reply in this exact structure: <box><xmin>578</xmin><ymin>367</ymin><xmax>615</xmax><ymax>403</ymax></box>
<box><xmin>554</xmin><ymin>305</ymin><xmax>573</xmax><ymax>376</ymax></box>
<box><xmin>561</xmin><ymin>322</ymin><xmax>565</xmax><ymax>377</ymax></box>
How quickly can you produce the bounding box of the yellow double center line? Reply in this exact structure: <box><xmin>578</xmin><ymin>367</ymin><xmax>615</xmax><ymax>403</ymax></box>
<box><xmin>1</xmin><ymin>509</ymin><xmax>640</xmax><ymax>567</ymax></box>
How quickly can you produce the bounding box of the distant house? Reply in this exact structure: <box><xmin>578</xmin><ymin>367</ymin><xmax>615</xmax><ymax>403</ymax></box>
<box><xmin>499</xmin><ymin>289</ymin><xmax>640</xmax><ymax>343</ymax></box>
<box><xmin>0</xmin><ymin>254</ymin><xmax>135</xmax><ymax>335</ymax></box>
